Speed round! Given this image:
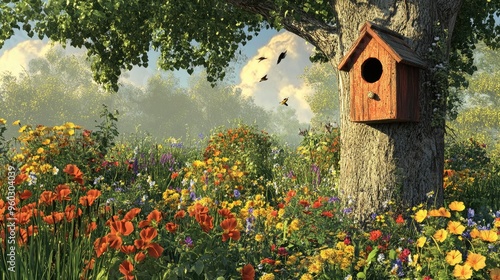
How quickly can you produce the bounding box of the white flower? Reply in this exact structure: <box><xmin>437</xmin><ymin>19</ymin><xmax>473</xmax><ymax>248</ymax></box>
<box><xmin>377</xmin><ymin>253</ymin><xmax>385</xmax><ymax>263</ymax></box>
<box><xmin>52</xmin><ymin>166</ymin><xmax>59</xmax><ymax>175</ymax></box>
<box><xmin>434</xmin><ymin>36</ymin><xmax>440</xmax><ymax>41</ymax></box>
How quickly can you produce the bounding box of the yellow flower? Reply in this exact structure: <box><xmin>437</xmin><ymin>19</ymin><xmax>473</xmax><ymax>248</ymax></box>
<box><xmin>453</xmin><ymin>264</ymin><xmax>473</xmax><ymax>279</ymax></box>
<box><xmin>449</xmin><ymin>201</ymin><xmax>465</xmax><ymax>211</ymax></box>
<box><xmin>289</xmin><ymin>219</ymin><xmax>300</xmax><ymax>231</ymax></box>
<box><xmin>67</xmin><ymin>129</ymin><xmax>75</xmax><ymax>136</ymax></box>
<box><xmin>0</xmin><ymin>118</ymin><xmax>6</xmax><ymax>125</ymax></box>
<box><xmin>255</xmin><ymin>234</ymin><xmax>263</xmax><ymax>242</ymax></box>
<box><xmin>416</xmin><ymin>236</ymin><xmax>427</xmax><ymax>248</ymax></box>
<box><xmin>445</xmin><ymin>250</ymin><xmax>462</xmax><ymax>266</ymax></box>
<box><xmin>414</xmin><ymin>209</ymin><xmax>428</xmax><ymax>223</ymax></box>
<box><xmin>429</xmin><ymin>207</ymin><xmax>451</xmax><ymax>218</ymax></box>
<box><xmin>19</xmin><ymin>125</ymin><xmax>28</xmax><ymax>133</ymax></box>
<box><xmin>307</xmin><ymin>259</ymin><xmax>323</xmax><ymax>274</ymax></box>
<box><xmin>36</xmin><ymin>147</ymin><xmax>44</xmax><ymax>154</ymax></box>
<box><xmin>465</xmin><ymin>252</ymin><xmax>486</xmax><ymax>271</ymax></box>
<box><xmin>447</xmin><ymin>221</ymin><xmax>466</xmax><ymax>235</ymax></box>
<box><xmin>42</xmin><ymin>138</ymin><xmax>51</xmax><ymax>145</ymax></box>
<box><xmin>64</xmin><ymin>122</ymin><xmax>75</xmax><ymax>129</ymax></box>
<box><xmin>260</xmin><ymin>273</ymin><xmax>275</xmax><ymax>280</ymax></box>
<box><xmin>479</xmin><ymin>230</ymin><xmax>498</xmax><ymax>242</ymax></box>
<box><xmin>433</xmin><ymin>229</ymin><xmax>448</xmax><ymax>242</ymax></box>
<box><xmin>470</xmin><ymin>228</ymin><xmax>480</xmax><ymax>239</ymax></box>
<box><xmin>300</xmin><ymin>274</ymin><xmax>314</xmax><ymax>280</ymax></box>
<box><xmin>12</xmin><ymin>120</ymin><xmax>20</xmax><ymax>126</ymax></box>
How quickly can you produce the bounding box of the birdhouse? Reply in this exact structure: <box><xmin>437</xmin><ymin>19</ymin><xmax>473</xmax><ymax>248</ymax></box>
<box><xmin>338</xmin><ymin>22</ymin><xmax>426</xmax><ymax>123</ymax></box>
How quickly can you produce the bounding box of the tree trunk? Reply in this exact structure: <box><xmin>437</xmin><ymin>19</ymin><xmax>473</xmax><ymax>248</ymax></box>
<box><xmin>322</xmin><ymin>0</ymin><xmax>462</xmax><ymax>221</ymax></box>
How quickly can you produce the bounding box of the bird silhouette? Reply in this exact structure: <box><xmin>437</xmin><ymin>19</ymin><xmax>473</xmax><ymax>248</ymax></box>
<box><xmin>257</xmin><ymin>56</ymin><xmax>267</xmax><ymax>62</ymax></box>
<box><xmin>259</xmin><ymin>75</ymin><xmax>268</xmax><ymax>82</ymax></box>
<box><xmin>277</xmin><ymin>50</ymin><xmax>287</xmax><ymax>64</ymax></box>
<box><xmin>280</xmin><ymin>97</ymin><xmax>289</xmax><ymax>106</ymax></box>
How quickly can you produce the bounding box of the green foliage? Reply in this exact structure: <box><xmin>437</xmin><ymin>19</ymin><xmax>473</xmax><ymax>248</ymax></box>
<box><xmin>444</xmin><ymin>138</ymin><xmax>490</xmax><ymax>171</ymax></box>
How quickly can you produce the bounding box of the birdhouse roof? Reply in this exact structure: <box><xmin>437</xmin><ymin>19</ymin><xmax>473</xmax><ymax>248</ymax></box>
<box><xmin>338</xmin><ymin>22</ymin><xmax>427</xmax><ymax>71</ymax></box>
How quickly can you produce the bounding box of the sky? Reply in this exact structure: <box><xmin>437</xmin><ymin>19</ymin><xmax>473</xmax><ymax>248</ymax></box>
<box><xmin>0</xmin><ymin>28</ymin><xmax>316</xmax><ymax>123</ymax></box>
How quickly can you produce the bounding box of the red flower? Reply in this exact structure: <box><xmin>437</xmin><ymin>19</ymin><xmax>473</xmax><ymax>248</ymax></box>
<box><xmin>260</xmin><ymin>258</ymin><xmax>276</xmax><ymax>265</ymax></box>
<box><xmin>107</xmin><ymin>220</ymin><xmax>134</xmax><ymax>249</ymax></box>
<box><xmin>174</xmin><ymin>210</ymin><xmax>186</xmax><ymax>219</ymax></box>
<box><xmin>321</xmin><ymin>211</ymin><xmax>334</xmax><ymax>218</ymax></box>
<box><xmin>395</xmin><ymin>214</ymin><xmax>405</xmax><ymax>224</ymax></box>
<box><xmin>220</xmin><ymin>218</ymin><xmax>241</xmax><ymax>242</ymax></box>
<box><xmin>135</xmin><ymin>252</ymin><xmax>146</xmax><ymax>263</ymax></box>
<box><xmin>39</xmin><ymin>191</ymin><xmax>57</xmax><ymax>206</ymax></box>
<box><xmin>218</xmin><ymin>208</ymin><xmax>235</xmax><ymax>219</ymax></box>
<box><xmin>241</xmin><ymin>264</ymin><xmax>255</xmax><ymax>280</ymax></box>
<box><xmin>94</xmin><ymin>236</ymin><xmax>109</xmax><ymax>257</ymax></box>
<box><xmin>369</xmin><ymin>230</ymin><xmax>383</xmax><ymax>241</ymax></box>
<box><xmin>171</xmin><ymin>172</ymin><xmax>179</xmax><ymax>180</ymax></box>
<box><xmin>120</xmin><ymin>245</ymin><xmax>136</xmax><ymax>254</ymax></box>
<box><xmin>299</xmin><ymin>200</ymin><xmax>310</xmax><ymax>207</ymax></box>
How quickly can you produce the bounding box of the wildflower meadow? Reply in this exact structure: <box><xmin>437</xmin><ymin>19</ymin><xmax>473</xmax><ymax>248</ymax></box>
<box><xmin>0</xmin><ymin>109</ymin><xmax>499</xmax><ymax>280</ymax></box>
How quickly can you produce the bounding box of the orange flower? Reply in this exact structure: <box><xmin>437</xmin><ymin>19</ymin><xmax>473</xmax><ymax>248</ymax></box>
<box><xmin>63</xmin><ymin>164</ymin><xmax>84</xmax><ymax>185</ymax></box>
<box><xmin>429</xmin><ymin>207</ymin><xmax>451</xmax><ymax>218</ymax></box>
<box><xmin>470</xmin><ymin>228</ymin><xmax>480</xmax><ymax>239</ymax></box>
<box><xmin>448</xmin><ymin>221</ymin><xmax>466</xmax><ymax>235</ymax></box>
<box><xmin>86</xmin><ymin>221</ymin><xmax>97</xmax><ymax>235</ymax></box>
<box><xmin>465</xmin><ymin>252</ymin><xmax>486</xmax><ymax>271</ymax></box>
<box><xmin>241</xmin><ymin>264</ymin><xmax>255</xmax><ymax>280</ymax></box>
<box><xmin>218</xmin><ymin>208</ymin><xmax>235</xmax><ymax>219</ymax></box>
<box><xmin>19</xmin><ymin>190</ymin><xmax>32</xmax><ymax>200</ymax></box>
<box><xmin>147</xmin><ymin>209</ymin><xmax>163</xmax><ymax>223</ymax></box>
<box><xmin>433</xmin><ymin>229</ymin><xmax>448</xmax><ymax>242</ymax></box>
<box><xmin>453</xmin><ymin>264</ymin><xmax>473</xmax><ymax>279</ymax></box>
<box><xmin>174</xmin><ymin>210</ymin><xmax>186</xmax><ymax>219</ymax></box>
<box><xmin>165</xmin><ymin>222</ymin><xmax>178</xmax><ymax>233</ymax></box>
<box><xmin>79</xmin><ymin>189</ymin><xmax>101</xmax><ymax>206</ymax></box>
<box><xmin>107</xmin><ymin>220</ymin><xmax>134</xmax><ymax>249</ymax></box>
<box><xmin>94</xmin><ymin>236</ymin><xmax>109</xmax><ymax>257</ymax></box>
<box><xmin>14</xmin><ymin>173</ymin><xmax>28</xmax><ymax>185</ymax></box>
<box><xmin>146</xmin><ymin>243</ymin><xmax>164</xmax><ymax>258</ymax></box>
<box><xmin>134</xmin><ymin>252</ymin><xmax>146</xmax><ymax>263</ymax></box>
<box><xmin>124</xmin><ymin>208</ymin><xmax>141</xmax><ymax>221</ymax></box>
<box><xmin>139</xmin><ymin>227</ymin><xmax>158</xmax><ymax>244</ymax></box>
<box><xmin>43</xmin><ymin>212</ymin><xmax>64</xmax><ymax>224</ymax></box>
<box><xmin>221</xmin><ymin>218</ymin><xmax>241</xmax><ymax>242</ymax></box>
<box><xmin>39</xmin><ymin>191</ymin><xmax>57</xmax><ymax>206</ymax></box>
<box><xmin>449</xmin><ymin>201</ymin><xmax>466</xmax><ymax>212</ymax></box>
<box><xmin>190</xmin><ymin>203</ymin><xmax>214</xmax><ymax>232</ymax></box>
<box><xmin>490</xmin><ymin>268</ymin><xmax>500</xmax><ymax>280</ymax></box>
<box><xmin>64</xmin><ymin>205</ymin><xmax>81</xmax><ymax>221</ymax></box>
<box><xmin>14</xmin><ymin>212</ymin><xmax>31</xmax><ymax>225</ymax></box>
<box><xmin>120</xmin><ymin>245</ymin><xmax>136</xmax><ymax>254</ymax></box>
<box><xmin>171</xmin><ymin>172</ymin><xmax>179</xmax><ymax>180</ymax></box>
<box><xmin>55</xmin><ymin>184</ymin><xmax>71</xmax><ymax>201</ymax></box>
<box><xmin>479</xmin><ymin>230</ymin><xmax>498</xmax><ymax>242</ymax></box>
<box><xmin>119</xmin><ymin>260</ymin><xmax>134</xmax><ymax>280</ymax></box>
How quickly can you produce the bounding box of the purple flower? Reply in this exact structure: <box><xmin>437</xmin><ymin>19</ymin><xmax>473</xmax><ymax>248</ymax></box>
<box><xmin>329</xmin><ymin>197</ymin><xmax>340</xmax><ymax>203</ymax></box>
<box><xmin>343</xmin><ymin>208</ymin><xmax>353</xmax><ymax>214</ymax></box>
<box><xmin>467</xmin><ymin>208</ymin><xmax>475</xmax><ymax>219</ymax></box>
<box><xmin>234</xmin><ymin>189</ymin><xmax>241</xmax><ymax>198</ymax></box>
<box><xmin>185</xmin><ymin>237</ymin><xmax>193</xmax><ymax>247</ymax></box>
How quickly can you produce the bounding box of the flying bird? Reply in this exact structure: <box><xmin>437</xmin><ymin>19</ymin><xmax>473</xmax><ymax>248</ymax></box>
<box><xmin>277</xmin><ymin>50</ymin><xmax>287</xmax><ymax>64</ymax></box>
<box><xmin>259</xmin><ymin>75</ymin><xmax>268</xmax><ymax>82</ymax></box>
<box><xmin>280</xmin><ymin>97</ymin><xmax>289</xmax><ymax>106</ymax></box>
<box><xmin>257</xmin><ymin>56</ymin><xmax>267</xmax><ymax>62</ymax></box>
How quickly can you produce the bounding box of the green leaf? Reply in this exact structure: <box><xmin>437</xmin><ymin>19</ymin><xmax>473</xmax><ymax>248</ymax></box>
<box><xmin>357</xmin><ymin>272</ymin><xmax>366</xmax><ymax>279</ymax></box>
<box><xmin>389</xmin><ymin>249</ymin><xmax>396</xmax><ymax>260</ymax></box>
<box><xmin>192</xmin><ymin>260</ymin><xmax>204</xmax><ymax>275</ymax></box>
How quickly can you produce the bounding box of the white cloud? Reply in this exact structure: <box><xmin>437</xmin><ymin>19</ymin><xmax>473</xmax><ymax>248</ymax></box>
<box><xmin>0</xmin><ymin>40</ymin><xmax>53</xmax><ymax>77</ymax></box>
<box><xmin>236</xmin><ymin>31</ymin><xmax>315</xmax><ymax>123</ymax></box>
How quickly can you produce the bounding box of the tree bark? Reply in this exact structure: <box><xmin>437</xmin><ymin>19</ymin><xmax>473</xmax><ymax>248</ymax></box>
<box><xmin>327</xmin><ymin>0</ymin><xmax>462</xmax><ymax>221</ymax></box>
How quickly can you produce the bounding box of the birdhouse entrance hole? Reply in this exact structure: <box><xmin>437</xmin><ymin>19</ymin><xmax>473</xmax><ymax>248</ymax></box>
<box><xmin>361</xmin><ymin>58</ymin><xmax>383</xmax><ymax>83</ymax></box>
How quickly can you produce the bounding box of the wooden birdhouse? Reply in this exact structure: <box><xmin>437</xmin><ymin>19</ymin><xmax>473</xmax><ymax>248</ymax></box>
<box><xmin>338</xmin><ymin>22</ymin><xmax>426</xmax><ymax>123</ymax></box>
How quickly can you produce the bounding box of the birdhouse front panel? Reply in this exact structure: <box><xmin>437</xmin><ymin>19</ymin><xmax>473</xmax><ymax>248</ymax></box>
<box><xmin>338</xmin><ymin>22</ymin><xmax>426</xmax><ymax>123</ymax></box>
<box><xmin>350</xmin><ymin>37</ymin><xmax>398</xmax><ymax>122</ymax></box>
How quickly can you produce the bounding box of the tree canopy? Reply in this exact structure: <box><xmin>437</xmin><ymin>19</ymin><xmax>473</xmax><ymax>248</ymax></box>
<box><xmin>2</xmin><ymin>0</ymin><xmax>496</xmax><ymax>92</ymax></box>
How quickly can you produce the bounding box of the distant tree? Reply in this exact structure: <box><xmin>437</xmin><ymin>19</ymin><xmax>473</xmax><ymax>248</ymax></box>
<box><xmin>301</xmin><ymin>62</ymin><xmax>339</xmax><ymax>129</ymax></box>
<box><xmin>0</xmin><ymin>47</ymin><xmax>111</xmax><ymax>132</ymax></box>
